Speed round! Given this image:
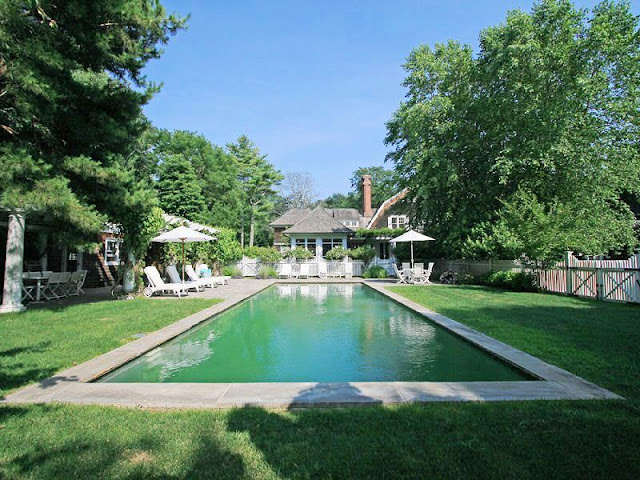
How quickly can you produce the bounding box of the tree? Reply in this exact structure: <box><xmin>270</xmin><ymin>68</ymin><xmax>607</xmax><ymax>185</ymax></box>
<box><xmin>0</xmin><ymin>0</ymin><xmax>185</xmax><ymax>251</ymax></box>
<box><xmin>349</xmin><ymin>166</ymin><xmax>399</xmax><ymax>209</ymax></box>
<box><xmin>156</xmin><ymin>155</ymin><xmax>207</xmax><ymax>220</ymax></box>
<box><xmin>322</xmin><ymin>192</ymin><xmax>359</xmax><ymax>209</ymax></box>
<box><xmin>280</xmin><ymin>171</ymin><xmax>319</xmax><ymax>209</ymax></box>
<box><xmin>227</xmin><ymin>135</ymin><xmax>283</xmax><ymax>247</ymax></box>
<box><xmin>144</xmin><ymin>129</ymin><xmax>243</xmax><ymax>228</ymax></box>
<box><xmin>386</xmin><ymin>0</ymin><xmax>640</xmax><ymax>260</ymax></box>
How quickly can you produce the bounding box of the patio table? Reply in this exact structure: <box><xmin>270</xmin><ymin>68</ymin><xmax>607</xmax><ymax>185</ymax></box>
<box><xmin>21</xmin><ymin>273</ymin><xmax>50</xmax><ymax>302</ymax></box>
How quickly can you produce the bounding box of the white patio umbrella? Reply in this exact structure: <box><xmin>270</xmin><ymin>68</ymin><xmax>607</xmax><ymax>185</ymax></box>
<box><xmin>390</xmin><ymin>230</ymin><xmax>435</xmax><ymax>268</ymax></box>
<box><xmin>152</xmin><ymin>226</ymin><xmax>214</xmax><ymax>282</ymax></box>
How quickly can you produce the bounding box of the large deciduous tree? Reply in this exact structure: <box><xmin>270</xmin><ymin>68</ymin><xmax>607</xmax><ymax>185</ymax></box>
<box><xmin>227</xmin><ymin>135</ymin><xmax>283</xmax><ymax>247</ymax></box>
<box><xmin>386</xmin><ymin>0</ymin><xmax>640</xmax><ymax>261</ymax></box>
<box><xmin>145</xmin><ymin>129</ymin><xmax>243</xmax><ymax>228</ymax></box>
<box><xmin>280</xmin><ymin>171</ymin><xmax>319</xmax><ymax>209</ymax></box>
<box><xmin>0</xmin><ymin>0</ymin><xmax>185</xmax><ymax>252</ymax></box>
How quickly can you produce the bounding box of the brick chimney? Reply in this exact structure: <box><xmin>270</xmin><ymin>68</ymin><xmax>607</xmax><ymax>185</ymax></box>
<box><xmin>362</xmin><ymin>175</ymin><xmax>373</xmax><ymax>217</ymax></box>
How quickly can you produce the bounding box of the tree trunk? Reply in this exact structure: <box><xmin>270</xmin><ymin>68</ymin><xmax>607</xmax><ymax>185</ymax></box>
<box><xmin>240</xmin><ymin>215</ymin><xmax>245</xmax><ymax>248</ymax></box>
<box><xmin>123</xmin><ymin>250</ymin><xmax>136</xmax><ymax>293</ymax></box>
<box><xmin>249</xmin><ymin>210</ymin><xmax>255</xmax><ymax>248</ymax></box>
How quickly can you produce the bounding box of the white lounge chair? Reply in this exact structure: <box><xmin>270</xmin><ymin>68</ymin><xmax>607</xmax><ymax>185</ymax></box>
<box><xmin>166</xmin><ymin>265</ymin><xmax>206</xmax><ymax>292</ymax></box>
<box><xmin>411</xmin><ymin>264</ymin><xmax>433</xmax><ymax>285</ymax></box>
<box><xmin>393</xmin><ymin>264</ymin><xmax>410</xmax><ymax>284</ymax></box>
<box><xmin>279</xmin><ymin>263</ymin><xmax>292</xmax><ymax>279</ymax></box>
<box><xmin>299</xmin><ymin>263</ymin><xmax>310</xmax><ymax>279</ymax></box>
<box><xmin>143</xmin><ymin>266</ymin><xmax>190</xmax><ymax>298</ymax></box>
<box><xmin>185</xmin><ymin>265</ymin><xmax>218</xmax><ymax>288</ymax></box>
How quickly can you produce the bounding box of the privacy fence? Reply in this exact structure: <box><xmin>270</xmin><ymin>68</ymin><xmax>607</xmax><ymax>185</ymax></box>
<box><xmin>429</xmin><ymin>253</ymin><xmax>640</xmax><ymax>304</ymax></box>
<box><xmin>537</xmin><ymin>252</ymin><xmax>640</xmax><ymax>304</ymax></box>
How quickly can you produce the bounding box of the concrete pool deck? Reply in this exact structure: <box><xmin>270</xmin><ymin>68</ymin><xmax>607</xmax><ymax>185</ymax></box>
<box><xmin>3</xmin><ymin>279</ymin><xmax>622</xmax><ymax>408</ymax></box>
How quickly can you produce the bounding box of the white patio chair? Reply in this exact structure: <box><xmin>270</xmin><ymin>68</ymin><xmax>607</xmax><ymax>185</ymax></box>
<box><xmin>298</xmin><ymin>263</ymin><xmax>310</xmax><ymax>279</ymax></box>
<box><xmin>317</xmin><ymin>262</ymin><xmax>328</xmax><ymax>278</ymax></box>
<box><xmin>185</xmin><ymin>265</ymin><xmax>218</xmax><ymax>288</ymax></box>
<box><xmin>412</xmin><ymin>265</ymin><xmax>430</xmax><ymax>285</ymax></box>
<box><xmin>66</xmin><ymin>270</ymin><xmax>87</xmax><ymax>296</ymax></box>
<box><xmin>21</xmin><ymin>273</ymin><xmax>36</xmax><ymax>302</ymax></box>
<box><xmin>393</xmin><ymin>264</ymin><xmax>410</xmax><ymax>284</ymax></box>
<box><xmin>424</xmin><ymin>262</ymin><xmax>434</xmax><ymax>284</ymax></box>
<box><xmin>402</xmin><ymin>262</ymin><xmax>411</xmax><ymax>271</ymax></box>
<box><xmin>166</xmin><ymin>265</ymin><xmax>205</xmax><ymax>292</ymax></box>
<box><xmin>290</xmin><ymin>263</ymin><xmax>300</xmax><ymax>279</ymax></box>
<box><xmin>344</xmin><ymin>262</ymin><xmax>353</xmax><ymax>278</ymax></box>
<box><xmin>143</xmin><ymin>266</ymin><xmax>190</xmax><ymax>298</ymax></box>
<box><xmin>415</xmin><ymin>263</ymin><xmax>424</xmax><ymax>270</ymax></box>
<box><xmin>279</xmin><ymin>263</ymin><xmax>292</xmax><ymax>279</ymax></box>
<box><xmin>42</xmin><ymin>272</ymin><xmax>64</xmax><ymax>300</ymax></box>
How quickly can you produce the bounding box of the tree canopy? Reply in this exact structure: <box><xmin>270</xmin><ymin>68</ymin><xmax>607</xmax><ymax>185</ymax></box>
<box><xmin>143</xmin><ymin>129</ymin><xmax>243</xmax><ymax>228</ymax></box>
<box><xmin>0</xmin><ymin>0</ymin><xmax>185</xmax><ymax>248</ymax></box>
<box><xmin>386</xmin><ymin>0</ymin><xmax>640</xmax><ymax>261</ymax></box>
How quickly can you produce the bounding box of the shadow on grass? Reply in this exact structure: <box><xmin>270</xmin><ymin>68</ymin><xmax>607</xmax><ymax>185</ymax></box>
<box><xmin>226</xmin><ymin>399</ymin><xmax>640</xmax><ymax>480</ymax></box>
<box><xmin>1</xmin><ymin>404</ymin><xmax>246</xmax><ymax>480</ymax></box>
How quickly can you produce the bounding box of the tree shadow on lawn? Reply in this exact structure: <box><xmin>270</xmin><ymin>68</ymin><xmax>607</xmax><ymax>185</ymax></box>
<box><xmin>226</xmin><ymin>398</ymin><xmax>640</xmax><ymax>480</ymax></box>
<box><xmin>0</xmin><ymin>341</ymin><xmax>57</xmax><ymax>398</ymax></box>
<box><xmin>2</xmin><ymin>405</ymin><xmax>246</xmax><ymax>480</ymax></box>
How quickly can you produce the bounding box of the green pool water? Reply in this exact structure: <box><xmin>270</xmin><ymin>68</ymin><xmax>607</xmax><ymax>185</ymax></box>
<box><xmin>99</xmin><ymin>284</ymin><xmax>531</xmax><ymax>383</ymax></box>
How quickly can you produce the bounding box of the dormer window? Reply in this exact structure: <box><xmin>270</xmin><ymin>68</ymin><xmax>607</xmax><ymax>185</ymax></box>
<box><xmin>388</xmin><ymin>215</ymin><xmax>408</xmax><ymax>229</ymax></box>
<box><xmin>342</xmin><ymin>220</ymin><xmax>358</xmax><ymax>227</ymax></box>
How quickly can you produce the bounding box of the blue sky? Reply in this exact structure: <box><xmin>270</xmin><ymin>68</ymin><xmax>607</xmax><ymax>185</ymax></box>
<box><xmin>143</xmin><ymin>0</ymin><xmax>639</xmax><ymax>198</ymax></box>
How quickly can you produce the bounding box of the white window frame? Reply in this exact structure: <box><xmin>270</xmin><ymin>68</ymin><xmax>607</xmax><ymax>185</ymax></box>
<box><xmin>104</xmin><ymin>238</ymin><xmax>122</xmax><ymax>266</ymax></box>
<box><xmin>388</xmin><ymin>215</ymin><xmax>409</xmax><ymax>229</ymax></box>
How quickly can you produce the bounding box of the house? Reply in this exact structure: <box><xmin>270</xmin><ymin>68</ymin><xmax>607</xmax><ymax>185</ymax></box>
<box><xmin>0</xmin><ymin>209</ymin><xmax>216</xmax><ymax>313</ymax></box>
<box><xmin>270</xmin><ymin>175</ymin><xmax>409</xmax><ymax>261</ymax></box>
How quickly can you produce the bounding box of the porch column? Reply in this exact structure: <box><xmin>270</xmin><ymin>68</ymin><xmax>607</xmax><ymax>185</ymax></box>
<box><xmin>1</xmin><ymin>210</ymin><xmax>26</xmax><ymax>313</ymax></box>
<box><xmin>316</xmin><ymin>236</ymin><xmax>323</xmax><ymax>258</ymax></box>
<box><xmin>38</xmin><ymin>232</ymin><xmax>48</xmax><ymax>271</ymax></box>
<box><xmin>342</xmin><ymin>237</ymin><xmax>347</xmax><ymax>249</ymax></box>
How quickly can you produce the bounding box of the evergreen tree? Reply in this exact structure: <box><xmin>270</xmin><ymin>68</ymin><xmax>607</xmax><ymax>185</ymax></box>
<box><xmin>0</xmin><ymin>0</ymin><xmax>185</xmax><ymax>247</ymax></box>
<box><xmin>227</xmin><ymin>135</ymin><xmax>283</xmax><ymax>247</ymax></box>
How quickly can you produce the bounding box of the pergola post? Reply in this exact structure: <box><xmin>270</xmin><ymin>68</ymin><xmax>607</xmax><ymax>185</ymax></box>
<box><xmin>1</xmin><ymin>210</ymin><xmax>26</xmax><ymax>313</ymax></box>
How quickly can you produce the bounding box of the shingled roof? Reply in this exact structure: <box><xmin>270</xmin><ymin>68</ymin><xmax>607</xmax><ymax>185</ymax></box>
<box><xmin>282</xmin><ymin>207</ymin><xmax>354</xmax><ymax>234</ymax></box>
<box><xmin>270</xmin><ymin>208</ymin><xmax>312</xmax><ymax>227</ymax></box>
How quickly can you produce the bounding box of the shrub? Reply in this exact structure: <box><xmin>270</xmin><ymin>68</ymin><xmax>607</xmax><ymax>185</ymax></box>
<box><xmin>222</xmin><ymin>265</ymin><xmax>242</xmax><ymax>277</ymax></box>
<box><xmin>325</xmin><ymin>246</ymin><xmax>350</xmax><ymax>260</ymax></box>
<box><xmin>256</xmin><ymin>266</ymin><xmax>278</xmax><ymax>279</ymax></box>
<box><xmin>242</xmin><ymin>246</ymin><xmax>282</xmax><ymax>263</ymax></box>
<box><xmin>350</xmin><ymin>245</ymin><xmax>376</xmax><ymax>263</ymax></box>
<box><xmin>363</xmin><ymin>265</ymin><xmax>388</xmax><ymax>278</ymax></box>
<box><xmin>439</xmin><ymin>271</ymin><xmax>458</xmax><ymax>284</ymax></box>
<box><xmin>486</xmin><ymin>270</ymin><xmax>537</xmax><ymax>292</ymax></box>
<box><xmin>282</xmin><ymin>247</ymin><xmax>314</xmax><ymax>260</ymax></box>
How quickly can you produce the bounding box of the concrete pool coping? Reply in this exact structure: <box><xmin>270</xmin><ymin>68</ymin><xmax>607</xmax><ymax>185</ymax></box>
<box><xmin>3</xmin><ymin>279</ymin><xmax>622</xmax><ymax>408</ymax></box>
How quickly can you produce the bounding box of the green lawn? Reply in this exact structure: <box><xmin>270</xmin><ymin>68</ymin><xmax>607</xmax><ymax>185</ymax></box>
<box><xmin>1</xmin><ymin>287</ymin><xmax>639</xmax><ymax>479</ymax></box>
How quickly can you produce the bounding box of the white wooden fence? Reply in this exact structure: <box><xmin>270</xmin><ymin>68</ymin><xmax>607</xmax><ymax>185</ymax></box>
<box><xmin>538</xmin><ymin>252</ymin><xmax>640</xmax><ymax>303</ymax></box>
<box><xmin>233</xmin><ymin>257</ymin><xmax>366</xmax><ymax>277</ymax></box>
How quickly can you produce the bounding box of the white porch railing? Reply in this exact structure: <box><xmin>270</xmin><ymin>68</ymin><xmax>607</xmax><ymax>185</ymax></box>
<box><xmin>233</xmin><ymin>257</ymin><xmax>366</xmax><ymax>277</ymax></box>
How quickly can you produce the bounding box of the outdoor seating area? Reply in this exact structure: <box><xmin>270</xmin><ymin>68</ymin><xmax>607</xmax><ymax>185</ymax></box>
<box><xmin>21</xmin><ymin>270</ymin><xmax>87</xmax><ymax>303</ymax></box>
<box><xmin>393</xmin><ymin>262</ymin><xmax>434</xmax><ymax>285</ymax></box>
<box><xmin>143</xmin><ymin>264</ymin><xmax>231</xmax><ymax>298</ymax></box>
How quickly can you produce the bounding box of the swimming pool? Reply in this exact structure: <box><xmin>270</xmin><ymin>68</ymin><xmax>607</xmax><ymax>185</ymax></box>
<box><xmin>99</xmin><ymin>284</ymin><xmax>531</xmax><ymax>383</ymax></box>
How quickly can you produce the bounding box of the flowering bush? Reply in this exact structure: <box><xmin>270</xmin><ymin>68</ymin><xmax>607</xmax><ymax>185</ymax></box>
<box><xmin>439</xmin><ymin>271</ymin><xmax>458</xmax><ymax>284</ymax></box>
<box><xmin>325</xmin><ymin>246</ymin><xmax>350</xmax><ymax>260</ymax></box>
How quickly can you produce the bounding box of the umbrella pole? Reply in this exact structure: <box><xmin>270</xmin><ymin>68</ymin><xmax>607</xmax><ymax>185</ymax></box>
<box><xmin>182</xmin><ymin>240</ymin><xmax>185</xmax><ymax>283</ymax></box>
<box><xmin>411</xmin><ymin>241</ymin><xmax>414</xmax><ymax>268</ymax></box>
